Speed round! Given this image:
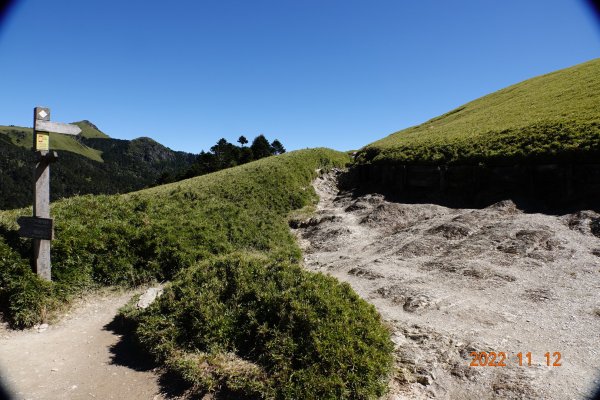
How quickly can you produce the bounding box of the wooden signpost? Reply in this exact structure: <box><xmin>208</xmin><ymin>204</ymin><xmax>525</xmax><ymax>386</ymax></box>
<box><xmin>17</xmin><ymin>107</ymin><xmax>81</xmax><ymax>281</ymax></box>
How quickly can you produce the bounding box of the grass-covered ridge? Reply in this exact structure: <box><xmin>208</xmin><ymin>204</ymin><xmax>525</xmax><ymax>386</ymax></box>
<box><xmin>0</xmin><ymin>124</ymin><xmax>195</xmax><ymax>210</ymax></box>
<box><xmin>73</xmin><ymin>120</ymin><xmax>110</xmax><ymax>139</ymax></box>
<box><xmin>0</xmin><ymin>120</ymin><xmax>110</xmax><ymax>162</ymax></box>
<box><xmin>0</xmin><ymin>148</ymin><xmax>394</xmax><ymax>398</ymax></box>
<box><xmin>0</xmin><ymin>148</ymin><xmax>349</xmax><ymax>323</ymax></box>
<box><xmin>356</xmin><ymin>58</ymin><xmax>600</xmax><ymax>165</ymax></box>
<box><xmin>0</xmin><ymin>125</ymin><xmax>104</xmax><ymax>162</ymax></box>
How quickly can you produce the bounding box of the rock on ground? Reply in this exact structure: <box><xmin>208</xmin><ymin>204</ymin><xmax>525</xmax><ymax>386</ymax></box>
<box><xmin>137</xmin><ymin>286</ymin><xmax>164</xmax><ymax>309</ymax></box>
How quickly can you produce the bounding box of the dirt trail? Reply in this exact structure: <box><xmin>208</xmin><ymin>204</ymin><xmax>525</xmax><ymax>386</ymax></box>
<box><xmin>294</xmin><ymin>170</ymin><xmax>600</xmax><ymax>399</ymax></box>
<box><xmin>0</xmin><ymin>291</ymin><xmax>170</xmax><ymax>400</ymax></box>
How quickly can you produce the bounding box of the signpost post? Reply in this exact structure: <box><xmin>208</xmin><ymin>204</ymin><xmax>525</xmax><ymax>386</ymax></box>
<box><xmin>18</xmin><ymin>107</ymin><xmax>81</xmax><ymax>281</ymax></box>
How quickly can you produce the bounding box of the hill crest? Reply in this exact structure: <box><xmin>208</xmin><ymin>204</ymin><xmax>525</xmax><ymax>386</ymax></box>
<box><xmin>73</xmin><ymin>120</ymin><xmax>110</xmax><ymax>139</ymax></box>
<box><xmin>358</xmin><ymin>57</ymin><xmax>600</xmax><ymax>165</ymax></box>
<box><xmin>0</xmin><ymin>122</ymin><xmax>196</xmax><ymax>210</ymax></box>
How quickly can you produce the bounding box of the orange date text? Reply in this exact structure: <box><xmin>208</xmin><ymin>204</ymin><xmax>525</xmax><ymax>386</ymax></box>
<box><xmin>468</xmin><ymin>352</ymin><xmax>562</xmax><ymax>367</ymax></box>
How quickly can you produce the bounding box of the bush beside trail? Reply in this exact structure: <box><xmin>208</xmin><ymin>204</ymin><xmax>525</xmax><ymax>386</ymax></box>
<box><xmin>128</xmin><ymin>254</ymin><xmax>393</xmax><ymax>399</ymax></box>
<box><xmin>0</xmin><ymin>148</ymin><xmax>395</xmax><ymax>398</ymax></box>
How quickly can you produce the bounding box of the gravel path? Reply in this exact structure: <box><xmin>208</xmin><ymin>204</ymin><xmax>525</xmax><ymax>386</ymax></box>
<box><xmin>293</xmin><ymin>170</ymin><xmax>600</xmax><ymax>399</ymax></box>
<box><xmin>0</xmin><ymin>291</ymin><xmax>171</xmax><ymax>400</ymax></box>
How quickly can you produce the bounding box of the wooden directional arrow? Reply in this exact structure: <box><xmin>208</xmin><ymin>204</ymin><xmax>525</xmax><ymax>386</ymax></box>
<box><xmin>32</xmin><ymin>106</ymin><xmax>81</xmax><ymax>152</ymax></box>
<box><xmin>35</xmin><ymin>120</ymin><xmax>81</xmax><ymax>135</ymax></box>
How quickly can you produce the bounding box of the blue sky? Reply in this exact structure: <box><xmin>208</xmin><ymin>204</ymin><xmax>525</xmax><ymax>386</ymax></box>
<box><xmin>0</xmin><ymin>0</ymin><xmax>598</xmax><ymax>153</ymax></box>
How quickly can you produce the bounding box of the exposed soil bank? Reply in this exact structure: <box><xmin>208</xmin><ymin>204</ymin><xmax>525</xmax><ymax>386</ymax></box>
<box><xmin>294</xmin><ymin>170</ymin><xmax>600</xmax><ymax>399</ymax></box>
<box><xmin>344</xmin><ymin>163</ymin><xmax>600</xmax><ymax>213</ymax></box>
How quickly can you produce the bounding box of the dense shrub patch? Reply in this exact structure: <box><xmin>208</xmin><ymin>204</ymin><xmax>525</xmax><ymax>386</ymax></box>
<box><xmin>0</xmin><ymin>239</ymin><xmax>59</xmax><ymax>327</ymax></box>
<box><xmin>131</xmin><ymin>254</ymin><xmax>393</xmax><ymax>399</ymax></box>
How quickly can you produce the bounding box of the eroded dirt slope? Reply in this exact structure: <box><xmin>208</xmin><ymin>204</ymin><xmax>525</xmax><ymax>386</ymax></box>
<box><xmin>293</xmin><ymin>170</ymin><xmax>600</xmax><ymax>399</ymax></box>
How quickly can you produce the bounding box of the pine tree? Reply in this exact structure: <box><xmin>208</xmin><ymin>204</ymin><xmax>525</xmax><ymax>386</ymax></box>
<box><xmin>238</xmin><ymin>135</ymin><xmax>248</xmax><ymax>147</ymax></box>
<box><xmin>250</xmin><ymin>135</ymin><xmax>273</xmax><ymax>159</ymax></box>
<box><xmin>271</xmin><ymin>139</ymin><xmax>286</xmax><ymax>155</ymax></box>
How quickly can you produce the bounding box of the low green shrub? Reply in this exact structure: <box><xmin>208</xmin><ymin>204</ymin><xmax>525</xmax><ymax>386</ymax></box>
<box><xmin>133</xmin><ymin>253</ymin><xmax>393</xmax><ymax>399</ymax></box>
<box><xmin>0</xmin><ymin>239</ymin><xmax>67</xmax><ymax>328</ymax></box>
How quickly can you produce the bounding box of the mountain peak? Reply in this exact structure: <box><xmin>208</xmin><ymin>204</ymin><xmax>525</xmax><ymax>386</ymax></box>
<box><xmin>73</xmin><ymin>120</ymin><xmax>110</xmax><ymax>139</ymax></box>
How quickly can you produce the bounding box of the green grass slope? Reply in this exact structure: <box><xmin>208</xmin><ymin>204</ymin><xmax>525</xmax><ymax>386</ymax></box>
<box><xmin>0</xmin><ymin>149</ymin><xmax>394</xmax><ymax>398</ymax></box>
<box><xmin>0</xmin><ymin>125</ymin><xmax>104</xmax><ymax>162</ymax></box>
<box><xmin>0</xmin><ymin>123</ymin><xmax>195</xmax><ymax>210</ymax></box>
<box><xmin>72</xmin><ymin>120</ymin><xmax>110</xmax><ymax>139</ymax></box>
<box><xmin>357</xmin><ymin>58</ymin><xmax>600</xmax><ymax>165</ymax></box>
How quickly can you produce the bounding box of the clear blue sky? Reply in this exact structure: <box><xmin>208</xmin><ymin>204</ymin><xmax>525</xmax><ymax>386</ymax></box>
<box><xmin>0</xmin><ymin>0</ymin><xmax>598</xmax><ymax>153</ymax></box>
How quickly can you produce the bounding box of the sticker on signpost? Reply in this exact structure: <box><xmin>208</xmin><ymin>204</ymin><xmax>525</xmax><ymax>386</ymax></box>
<box><xmin>36</xmin><ymin>133</ymin><xmax>49</xmax><ymax>151</ymax></box>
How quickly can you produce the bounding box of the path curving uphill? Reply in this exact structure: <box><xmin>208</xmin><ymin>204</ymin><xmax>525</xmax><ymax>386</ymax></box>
<box><xmin>293</xmin><ymin>170</ymin><xmax>600</xmax><ymax>400</ymax></box>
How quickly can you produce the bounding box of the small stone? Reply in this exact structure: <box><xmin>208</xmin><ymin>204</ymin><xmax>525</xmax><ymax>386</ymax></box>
<box><xmin>416</xmin><ymin>374</ymin><xmax>432</xmax><ymax>386</ymax></box>
<box><xmin>137</xmin><ymin>286</ymin><xmax>164</xmax><ymax>309</ymax></box>
<box><xmin>50</xmin><ymin>368</ymin><xmax>58</xmax><ymax>372</ymax></box>
<box><xmin>391</xmin><ymin>332</ymin><xmax>407</xmax><ymax>346</ymax></box>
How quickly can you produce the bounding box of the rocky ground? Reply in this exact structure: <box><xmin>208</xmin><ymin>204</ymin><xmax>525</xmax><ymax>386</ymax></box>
<box><xmin>293</xmin><ymin>170</ymin><xmax>600</xmax><ymax>399</ymax></box>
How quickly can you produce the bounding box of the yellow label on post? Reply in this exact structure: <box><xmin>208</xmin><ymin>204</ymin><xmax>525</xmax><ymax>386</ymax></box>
<box><xmin>36</xmin><ymin>133</ymin><xmax>49</xmax><ymax>151</ymax></box>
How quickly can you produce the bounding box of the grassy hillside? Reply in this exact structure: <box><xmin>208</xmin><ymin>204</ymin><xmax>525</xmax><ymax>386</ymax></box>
<box><xmin>1</xmin><ymin>120</ymin><xmax>153</xmax><ymax>162</ymax></box>
<box><xmin>0</xmin><ymin>124</ymin><xmax>195</xmax><ymax>210</ymax></box>
<box><xmin>356</xmin><ymin>58</ymin><xmax>600</xmax><ymax>165</ymax></box>
<box><xmin>0</xmin><ymin>149</ymin><xmax>394</xmax><ymax>398</ymax></box>
<box><xmin>73</xmin><ymin>120</ymin><xmax>110</xmax><ymax>139</ymax></box>
<box><xmin>0</xmin><ymin>125</ymin><xmax>104</xmax><ymax>162</ymax></box>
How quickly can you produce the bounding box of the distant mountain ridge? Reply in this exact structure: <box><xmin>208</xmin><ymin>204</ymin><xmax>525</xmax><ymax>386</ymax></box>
<box><xmin>0</xmin><ymin>121</ymin><xmax>195</xmax><ymax>210</ymax></box>
<box><xmin>73</xmin><ymin>120</ymin><xmax>110</xmax><ymax>139</ymax></box>
<box><xmin>0</xmin><ymin>121</ymin><xmax>105</xmax><ymax>161</ymax></box>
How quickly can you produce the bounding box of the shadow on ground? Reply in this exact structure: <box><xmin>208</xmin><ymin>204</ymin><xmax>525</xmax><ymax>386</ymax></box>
<box><xmin>103</xmin><ymin>314</ymin><xmax>266</xmax><ymax>400</ymax></box>
<box><xmin>103</xmin><ymin>315</ymin><xmax>194</xmax><ymax>399</ymax></box>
